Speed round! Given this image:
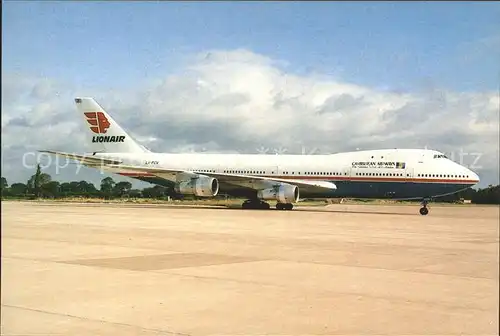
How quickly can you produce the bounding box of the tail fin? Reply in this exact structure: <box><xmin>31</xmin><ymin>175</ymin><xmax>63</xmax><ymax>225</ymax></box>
<box><xmin>75</xmin><ymin>97</ymin><xmax>148</xmax><ymax>153</ymax></box>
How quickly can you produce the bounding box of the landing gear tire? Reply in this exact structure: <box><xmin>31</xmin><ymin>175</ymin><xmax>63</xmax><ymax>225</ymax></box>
<box><xmin>276</xmin><ymin>203</ymin><xmax>293</xmax><ymax>210</ymax></box>
<box><xmin>419</xmin><ymin>207</ymin><xmax>429</xmax><ymax>216</ymax></box>
<box><xmin>242</xmin><ymin>200</ymin><xmax>270</xmax><ymax>210</ymax></box>
<box><xmin>419</xmin><ymin>199</ymin><xmax>430</xmax><ymax>215</ymax></box>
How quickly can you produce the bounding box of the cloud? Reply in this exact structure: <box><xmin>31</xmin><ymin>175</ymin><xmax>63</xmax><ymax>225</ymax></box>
<box><xmin>1</xmin><ymin>49</ymin><xmax>498</xmax><ymax>188</ymax></box>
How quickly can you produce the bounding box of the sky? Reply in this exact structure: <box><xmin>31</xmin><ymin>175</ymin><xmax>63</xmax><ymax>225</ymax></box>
<box><xmin>2</xmin><ymin>1</ymin><xmax>499</xmax><ymax>188</ymax></box>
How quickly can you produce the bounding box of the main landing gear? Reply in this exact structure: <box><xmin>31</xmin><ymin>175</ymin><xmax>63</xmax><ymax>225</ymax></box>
<box><xmin>419</xmin><ymin>199</ymin><xmax>430</xmax><ymax>216</ymax></box>
<box><xmin>242</xmin><ymin>199</ymin><xmax>270</xmax><ymax>210</ymax></box>
<box><xmin>241</xmin><ymin>200</ymin><xmax>294</xmax><ymax>210</ymax></box>
<box><xmin>276</xmin><ymin>202</ymin><xmax>293</xmax><ymax>210</ymax></box>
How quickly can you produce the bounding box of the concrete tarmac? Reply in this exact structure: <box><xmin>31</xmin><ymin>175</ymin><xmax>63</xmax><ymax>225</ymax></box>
<box><xmin>2</xmin><ymin>201</ymin><xmax>499</xmax><ymax>335</ymax></box>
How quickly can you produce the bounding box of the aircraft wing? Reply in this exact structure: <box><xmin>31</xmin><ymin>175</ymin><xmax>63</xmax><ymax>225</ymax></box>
<box><xmin>38</xmin><ymin>150</ymin><xmax>123</xmax><ymax>166</ymax></box>
<box><xmin>107</xmin><ymin>164</ymin><xmax>337</xmax><ymax>192</ymax></box>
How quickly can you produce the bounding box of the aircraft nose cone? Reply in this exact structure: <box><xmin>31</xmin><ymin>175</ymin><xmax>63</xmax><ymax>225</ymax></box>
<box><xmin>468</xmin><ymin>169</ymin><xmax>480</xmax><ymax>184</ymax></box>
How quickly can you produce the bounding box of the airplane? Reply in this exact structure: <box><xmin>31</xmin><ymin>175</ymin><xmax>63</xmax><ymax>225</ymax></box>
<box><xmin>40</xmin><ymin>97</ymin><xmax>480</xmax><ymax>215</ymax></box>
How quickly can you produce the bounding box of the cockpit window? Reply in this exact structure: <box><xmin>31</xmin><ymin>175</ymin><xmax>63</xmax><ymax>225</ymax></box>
<box><xmin>433</xmin><ymin>154</ymin><xmax>448</xmax><ymax>159</ymax></box>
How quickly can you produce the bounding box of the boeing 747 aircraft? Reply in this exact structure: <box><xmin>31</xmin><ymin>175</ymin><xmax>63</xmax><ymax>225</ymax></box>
<box><xmin>41</xmin><ymin>97</ymin><xmax>480</xmax><ymax>215</ymax></box>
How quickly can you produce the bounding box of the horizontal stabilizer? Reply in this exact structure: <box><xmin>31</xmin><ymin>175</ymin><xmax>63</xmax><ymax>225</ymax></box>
<box><xmin>39</xmin><ymin>150</ymin><xmax>123</xmax><ymax>166</ymax></box>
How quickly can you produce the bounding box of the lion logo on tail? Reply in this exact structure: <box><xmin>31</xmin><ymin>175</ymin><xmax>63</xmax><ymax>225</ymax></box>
<box><xmin>85</xmin><ymin>112</ymin><xmax>111</xmax><ymax>134</ymax></box>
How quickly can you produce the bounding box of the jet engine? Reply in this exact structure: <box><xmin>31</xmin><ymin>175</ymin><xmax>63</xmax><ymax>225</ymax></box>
<box><xmin>257</xmin><ymin>184</ymin><xmax>299</xmax><ymax>203</ymax></box>
<box><xmin>175</xmin><ymin>176</ymin><xmax>219</xmax><ymax>197</ymax></box>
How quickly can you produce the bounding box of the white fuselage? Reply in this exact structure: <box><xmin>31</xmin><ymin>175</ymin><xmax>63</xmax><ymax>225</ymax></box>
<box><xmin>95</xmin><ymin>148</ymin><xmax>479</xmax><ymax>200</ymax></box>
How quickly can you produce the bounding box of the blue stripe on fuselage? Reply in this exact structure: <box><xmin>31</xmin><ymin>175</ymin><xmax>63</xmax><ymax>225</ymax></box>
<box><xmin>301</xmin><ymin>180</ymin><xmax>473</xmax><ymax>199</ymax></box>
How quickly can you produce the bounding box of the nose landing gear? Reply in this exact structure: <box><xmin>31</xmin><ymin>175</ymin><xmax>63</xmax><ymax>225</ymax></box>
<box><xmin>419</xmin><ymin>199</ymin><xmax>430</xmax><ymax>215</ymax></box>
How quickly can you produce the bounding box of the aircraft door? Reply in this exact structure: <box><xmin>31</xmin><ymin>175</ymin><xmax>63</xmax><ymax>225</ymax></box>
<box><xmin>405</xmin><ymin>167</ymin><xmax>414</xmax><ymax>181</ymax></box>
<box><xmin>273</xmin><ymin>165</ymin><xmax>281</xmax><ymax>176</ymax></box>
<box><xmin>344</xmin><ymin>167</ymin><xmax>352</xmax><ymax>180</ymax></box>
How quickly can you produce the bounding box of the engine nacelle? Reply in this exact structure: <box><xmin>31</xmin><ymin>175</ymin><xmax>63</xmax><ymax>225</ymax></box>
<box><xmin>175</xmin><ymin>176</ymin><xmax>219</xmax><ymax>197</ymax></box>
<box><xmin>257</xmin><ymin>184</ymin><xmax>299</xmax><ymax>203</ymax></box>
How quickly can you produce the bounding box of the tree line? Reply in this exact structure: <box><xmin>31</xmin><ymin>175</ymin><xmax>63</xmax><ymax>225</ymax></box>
<box><xmin>1</xmin><ymin>164</ymin><xmax>499</xmax><ymax>204</ymax></box>
<box><xmin>1</xmin><ymin>164</ymin><xmax>173</xmax><ymax>200</ymax></box>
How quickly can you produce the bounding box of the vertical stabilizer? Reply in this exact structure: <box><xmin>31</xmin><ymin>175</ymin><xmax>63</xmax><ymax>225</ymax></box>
<box><xmin>75</xmin><ymin>97</ymin><xmax>148</xmax><ymax>153</ymax></box>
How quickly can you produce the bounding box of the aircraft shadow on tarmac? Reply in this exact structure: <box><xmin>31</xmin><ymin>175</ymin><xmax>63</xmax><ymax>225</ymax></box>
<box><xmin>120</xmin><ymin>203</ymin><xmax>418</xmax><ymax>216</ymax></box>
<box><xmin>32</xmin><ymin>202</ymin><xmax>419</xmax><ymax>216</ymax></box>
